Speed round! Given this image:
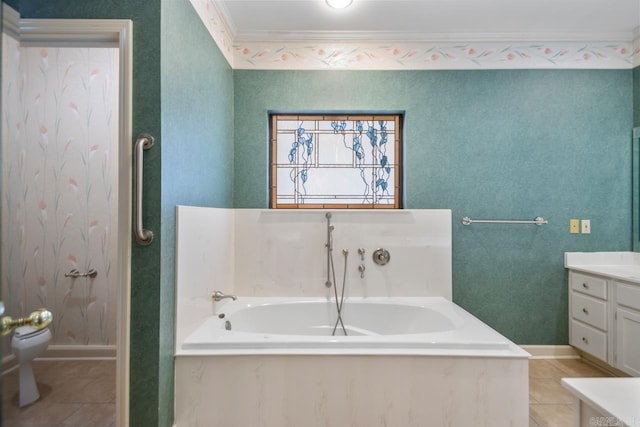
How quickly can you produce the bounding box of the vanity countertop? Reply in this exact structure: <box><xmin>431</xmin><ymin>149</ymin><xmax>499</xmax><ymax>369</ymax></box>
<box><xmin>561</xmin><ymin>377</ymin><xmax>640</xmax><ymax>427</ymax></box>
<box><xmin>565</xmin><ymin>252</ymin><xmax>640</xmax><ymax>284</ymax></box>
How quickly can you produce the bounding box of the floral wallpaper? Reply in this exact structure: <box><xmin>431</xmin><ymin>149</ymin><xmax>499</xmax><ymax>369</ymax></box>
<box><xmin>190</xmin><ymin>0</ymin><xmax>640</xmax><ymax>70</ymax></box>
<box><xmin>1</xmin><ymin>33</ymin><xmax>119</xmax><ymax>350</ymax></box>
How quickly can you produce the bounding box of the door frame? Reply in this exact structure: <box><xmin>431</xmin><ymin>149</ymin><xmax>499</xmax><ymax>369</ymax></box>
<box><xmin>5</xmin><ymin>9</ymin><xmax>133</xmax><ymax>426</ymax></box>
<box><xmin>633</xmin><ymin>127</ymin><xmax>640</xmax><ymax>252</ymax></box>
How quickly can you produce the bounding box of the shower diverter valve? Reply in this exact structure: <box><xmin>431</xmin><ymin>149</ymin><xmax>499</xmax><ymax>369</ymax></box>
<box><xmin>372</xmin><ymin>248</ymin><xmax>390</xmax><ymax>265</ymax></box>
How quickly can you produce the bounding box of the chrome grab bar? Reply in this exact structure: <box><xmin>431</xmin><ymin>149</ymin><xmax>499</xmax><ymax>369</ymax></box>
<box><xmin>462</xmin><ymin>216</ymin><xmax>548</xmax><ymax>226</ymax></box>
<box><xmin>64</xmin><ymin>268</ymin><xmax>98</xmax><ymax>278</ymax></box>
<box><xmin>134</xmin><ymin>133</ymin><xmax>154</xmax><ymax>245</ymax></box>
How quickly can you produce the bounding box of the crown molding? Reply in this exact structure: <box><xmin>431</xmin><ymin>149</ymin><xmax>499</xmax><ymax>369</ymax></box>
<box><xmin>2</xmin><ymin>3</ymin><xmax>20</xmax><ymax>40</ymax></box>
<box><xmin>211</xmin><ymin>0</ymin><xmax>237</xmax><ymax>39</ymax></box>
<box><xmin>19</xmin><ymin>19</ymin><xmax>128</xmax><ymax>47</ymax></box>
<box><xmin>195</xmin><ymin>0</ymin><xmax>638</xmax><ymax>70</ymax></box>
<box><xmin>234</xmin><ymin>30</ymin><xmax>636</xmax><ymax>44</ymax></box>
<box><xmin>189</xmin><ymin>0</ymin><xmax>235</xmax><ymax>66</ymax></box>
<box><xmin>634</xmin><ymin>26</ymin><xmax>640</xmax><ymax>67</ymax></box>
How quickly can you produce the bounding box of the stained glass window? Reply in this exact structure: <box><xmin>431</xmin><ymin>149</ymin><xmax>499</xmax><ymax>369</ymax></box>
<box><xmin>270</xmin><ymin>114</ymin><xmax>403</xmax><ymax>209</ymax></box>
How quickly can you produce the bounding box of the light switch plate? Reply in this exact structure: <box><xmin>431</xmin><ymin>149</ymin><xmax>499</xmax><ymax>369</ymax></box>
<box><xmin>570</xmin><ymin>219</ymin><xmax>579</xmax><ymax>234</ymax></box>
<box><xmin>581</xmin><ymin>219</ymin><xmax>591</xmax><ymax>234</ymax></box>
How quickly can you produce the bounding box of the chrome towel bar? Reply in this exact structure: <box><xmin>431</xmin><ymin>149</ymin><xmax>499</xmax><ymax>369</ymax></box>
<box><xmin>134</xmin><ymin>133</ymin><xmax>154</xmax><ymax>245</ymax></box>
<box><xmin>462</xmin><ymin>216</ymin><xmax>548</xmax><ymax>226</ymax></box>
<box><xmin>65</xmin><ymin>268</ymin><xmax>98</xmax><ymax>278</ymax></box>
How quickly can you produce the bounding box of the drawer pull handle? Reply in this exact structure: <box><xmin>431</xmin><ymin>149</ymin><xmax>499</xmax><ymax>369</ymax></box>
<box><xmin>582</xmin><ymin>283</ymin><xmax>589</xmax><ymax>289</ymax></box>
<box><xmin>582</xmin><ymin>337</ymin><xmax>589</xmax><ymax>344</ymax></box>
<box><xmin>582</xmin><ymin>308</ymin><xmax>589</xmax><ymax>315</ymax></box>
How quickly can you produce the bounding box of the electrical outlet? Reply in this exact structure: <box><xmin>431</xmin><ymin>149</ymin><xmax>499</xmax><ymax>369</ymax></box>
<box><xmin>581</xmin><ymin>219</ymin><xmax>591</xmax><ymax>234</ymax></box>
<box><xmin>570</xmin><ymin>219</ymin><xmax>579</xmax><ymax>234</ymax></box>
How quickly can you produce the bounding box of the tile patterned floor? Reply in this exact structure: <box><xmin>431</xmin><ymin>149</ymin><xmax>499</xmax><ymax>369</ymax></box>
<box><xmin>529</xmin><ymin>358</ymin><xmax>614</xmax><ymax>427</ymax></box>
<box><xmin>1</xmin><ymin>357</ymin><xmax>615</xmax><ymax>426</ymax></box>
<box><xmin>2</xmin><ymin>360</ymin><xmax>115</xmax><ymax>427</ymax></box>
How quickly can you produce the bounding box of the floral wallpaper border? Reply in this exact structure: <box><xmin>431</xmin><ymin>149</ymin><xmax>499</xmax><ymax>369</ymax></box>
<box><xmin>190</xmin><ymin>0</ymin><xmax>640</xmax><ymax>71</ymax></box>
<box><xmin>231</xmin><ymin>41</ymin><xmax>637</xmax><ymax>70</ymax></box>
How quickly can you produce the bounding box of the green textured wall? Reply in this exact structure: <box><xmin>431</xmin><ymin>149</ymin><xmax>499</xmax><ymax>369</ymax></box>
<box><xmin>234</xmin><ymin>69</ymin><xmax>633</xmax><ymax>344</ymax></box>
<box><xmin>4</xmin><ymin>1</ymin><xmax>639</xmax><ymax>424</ymax></box>
<box><xmin>160</xmin><ymin>0</ymin><xmax>234</xmax><ymax>425</ymax></box>
<box><xmin>634</xmin><ymin>67</ymin><xmax>640</xmax><ymax>127</ymax></box>
<box><xmin>634</xmin><ymin>66</ymin><xmax>640</xmax><ymax>252</ymax></box>
<box><xmin>16</xmin><ymin>0</ymin><xmax>163</xmax><ymax>425</ymax></box>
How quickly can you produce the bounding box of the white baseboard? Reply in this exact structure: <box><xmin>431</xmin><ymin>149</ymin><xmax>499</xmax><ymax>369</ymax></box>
<box><xmin>520</xmin><ymin>345</ymin><xmax>580</xmax><ymax>359</ymax></box>
<box><xmin>2</xmin><ymin>345</ymin><xmax>116</xmax><ymax>375</ymax></box>
<box><xmin>41</xmin><ymin>344</ymin><xmax>117</xmax><ymax>360</ymax></box>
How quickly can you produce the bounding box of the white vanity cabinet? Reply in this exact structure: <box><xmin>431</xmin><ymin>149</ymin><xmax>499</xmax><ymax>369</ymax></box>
<box><xmin>569</xmin><ymin>272</ymin><xmax>609</xmax><ymax>362</ymax></box>
<box><xmin>615</xmin><ymin>281</ymin><xmax>640</xmax><ymax>376</ymax></box>
<box><xmin>564</xmin><ymin>252</ymin><xmax>640</xmax><ymax>427</ymax></box>
<box><xmin>565</xmin><ymin>252</ymin><xmax>640</xmax><ymax>376</ymax></box>
<box><xmin>568</xmin><ymin>268</ymin><xmax>640</xmax><ymax>376</ymax></box>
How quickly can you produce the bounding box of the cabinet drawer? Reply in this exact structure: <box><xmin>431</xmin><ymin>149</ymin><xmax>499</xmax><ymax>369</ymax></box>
<box><xmin>570</xmin><ymin>319</ymin><xmax>607</xmax><ymax>362</ymax></box>
<box><xmin>616</xmin><ymin>282</ymin><xmax>640</xmax><ymax>311</ymax></box>
<box><xmin>571</xmin><ymin>291</ymin><xmax>607</xmax><ymax>330</ymax></box>
<box><xmin>571</xmin><ymin>272</ymin><xmax>607</xmax><ymax>300</ymax></box>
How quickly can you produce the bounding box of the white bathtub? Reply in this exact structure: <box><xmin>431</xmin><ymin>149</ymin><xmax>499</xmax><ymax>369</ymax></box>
<box><xmin>174</xmin><ymin>207</ymin><xmax>528</xmax><ymax>426</ymax></box>
<box><xmin>180</xmin><ymin>296</ymin><xmax>528</xmax><ymax>357</ymax></box>
<box><xmin>175</xmin><ymin>296</ymin><xmax>529</xmax><ymax>426</ymax></box>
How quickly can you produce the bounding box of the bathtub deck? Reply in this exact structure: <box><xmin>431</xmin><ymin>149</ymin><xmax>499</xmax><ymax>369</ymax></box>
<box><xmin>175</xmin><ymin>296</ymin><xmax>529</xmax><ymax>426</ymax></box>
<box><xmin>178</xmin><ymin>297</ymin><xmax>530</xmax><ymax>358</ymax></box>
<box><xmin>175</xmin><ymin>354</ymin><xmax>528</xmax><ymax>426</ymax></box>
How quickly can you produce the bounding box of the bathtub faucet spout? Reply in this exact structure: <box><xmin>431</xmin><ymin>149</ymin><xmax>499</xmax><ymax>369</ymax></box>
<box><xmin>212</xmin><ymin>291</ymin><xmax>237</xmax><ymax>302</ymax></box>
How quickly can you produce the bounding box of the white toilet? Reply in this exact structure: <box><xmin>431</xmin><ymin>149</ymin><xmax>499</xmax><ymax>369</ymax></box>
<box><xmin>11</xmin><ymin>325</ymin><xmax>52</xmax><ymax>407</ymax></box>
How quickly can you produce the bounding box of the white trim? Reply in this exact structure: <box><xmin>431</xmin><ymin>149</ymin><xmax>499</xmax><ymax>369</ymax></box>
<box><xmin>189</xmin><ymin>0</ymin><xmax>235</xmax><ymax>67</ymax></box>
<box><xmin>42</xmin><ymin>344</ymin><xmax>117</xmax><ymax>359</ymax></box>
<box><xmin>1</xmin><ymin>3</ymin><xmax>19</xmax><ymax>40</ymax></box>
<box><xmin>210</xmin><ymin>0</ymin><xmax>237</xmax><ymax>39</ymax></box>
<box><xmin>118</xmin><ymin>20</ymin><xmax>133</xmax><ymax>427</ymax></box>
<box><xmin>234</xmin><ymin>30</ymin><xmax>637</xmax><ymax>44</ymax></box>
<box><xmin>634</xmin><ymin>26</ymin><xmax>640</xmax><ymax>67</ymax></box>
<box><xmin>520</xmin><ymin>345</ymin><xmax>580</xmax><ymax>359</ymax></box>
<box><xmin>20</xmin><ymin>19</ymin><xmax>125</xmax><ymax>46</ymax></box>
<box><xmin>2</xmin><ymin>345</ymin><xmax>117</xmax><ymax>375</ymax></box>
<box><xmin>580</xmin><ymin>352</ymin><xmax>630</xmax><ymax>377</ymax></box>
<box><xmin>194</xmin><ymin>0</ymin><xmax>639</xmax><ymax>70</ymax></box>
<box><xmin>3</xmin><ymin>354</ymin><xmax>17</xmax><ymax>374</ymax></box>
<box><xmin>16</xmin><ymin>17</ymin><xmax>133</xmax><ymax>427</ymax></box>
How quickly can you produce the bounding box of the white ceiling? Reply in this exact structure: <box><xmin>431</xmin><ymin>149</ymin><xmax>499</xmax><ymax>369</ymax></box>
<box><xmin>219</xmin><ymin>0</ymin><xmax>640</xmax><ymax>42</ymax></box>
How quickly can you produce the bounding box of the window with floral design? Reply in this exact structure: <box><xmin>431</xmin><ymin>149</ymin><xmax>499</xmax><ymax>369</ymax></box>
<box><xmin>270</xmin><ymin>113</ymin><xmax>403</xmax><ymax>209</ymax></box>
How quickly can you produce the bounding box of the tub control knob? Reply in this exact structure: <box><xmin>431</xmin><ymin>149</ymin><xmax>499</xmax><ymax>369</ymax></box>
<box><xmin>372</xmin><ymin>248</ymin><xmax>390</xmax><ymax>266</ymax></box>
